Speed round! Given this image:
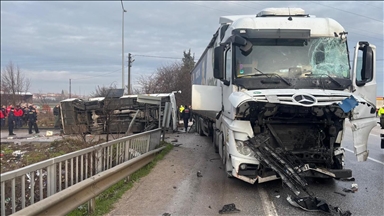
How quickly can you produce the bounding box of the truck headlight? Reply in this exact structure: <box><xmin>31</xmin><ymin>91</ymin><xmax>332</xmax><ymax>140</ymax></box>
<box><xmin>235</xmin><ymin>140</ymin><xmax>254</xmax><ymax>157</ymax></box>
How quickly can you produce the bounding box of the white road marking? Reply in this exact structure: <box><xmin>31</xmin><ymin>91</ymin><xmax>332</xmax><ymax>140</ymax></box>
<box><xmin>259</xmin><ymin>187</ymin><xmax>279</xmax><ymax>216</ymax></box>
<box><xmin>344</xmin><ymin>148</ymin><xmax>384</xmax><ymax>165</ymax></box>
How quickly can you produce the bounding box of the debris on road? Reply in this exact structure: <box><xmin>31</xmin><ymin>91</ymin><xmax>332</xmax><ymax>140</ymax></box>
<box><xmin>287</xmin><ymin>195</ymin><xmax>351</xmax><ymax>216</ymax></box>
<box><xmin>337</xmin><ymin>177</ymin><xmax>355</xmax><ymax>182</ymax></box>
<box><xmin>248</xmin><ymin>132</ymin><xmax>352</xmax><ymax>215</ymax></box>
<box><xmin>173</xmin><ymin>144</ymin><xmax>182</xmax><ymax>147</ymax></box>
<box><xmin>219</xmin><ymin>203</ymin><xmax>240</xmax><ymax>214</ymax></box>
<box><xmin>162</xmin><ymin>213</ymin><xmax>171</xmax><ymax>216</ymax></box>
<box><xmin>334</xmin><ymin>191</ymin><xmax>346</xmax><ymax>197</ymax></box>
<box><xmin>343</xmin><ymin>183</ymin><xmax>358</xmax><ymax>193</ymax></box>
<box><xmin>197</xmin><ymin>171</ymin><xmax>203</xmax><ymax>177</ymax></box>
<box><xmin>287</xmin><ymin>195</ymin><xmax>330</xmax><ymax>212</ymax></box>
<box><xmin>351</xmin><ymin>183</ymin><xmax>358</xmax><ymax>192</ymax></box>
<box><xmin>171</xmin><ymin>139</ymin><xmax>178</xmax><ymax>142</ymax></box>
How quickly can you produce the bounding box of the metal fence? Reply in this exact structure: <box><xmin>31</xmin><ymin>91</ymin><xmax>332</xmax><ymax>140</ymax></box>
<box><xmin>1</xmin><ymin>128</ymin><xmax>162</xmax><ymax>216</ymax></box>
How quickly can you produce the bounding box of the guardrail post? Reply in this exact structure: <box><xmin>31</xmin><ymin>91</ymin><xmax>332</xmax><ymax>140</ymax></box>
<box><xmin>88</xmin><ymin>196</ymin><xmax>96</xmax><ymax>214</ymax></box>
<box><xmin>47</xmin><ymin>164</ymin><xmax>56</xmax><ymax>196</ymax></box>
<box><xmin>125</xmin><ymin>139</ymin><xmax>131</xmax><ymax>161</ymax></box>
<box><xmin>146</xmin><ymin>135</ymin><xmax>150</xmax><ymax>153</ymax></box>
<box><xmin>96</xmin><ymin>148</ymin><xmax>103</xmax><ymax>173</ymax></box>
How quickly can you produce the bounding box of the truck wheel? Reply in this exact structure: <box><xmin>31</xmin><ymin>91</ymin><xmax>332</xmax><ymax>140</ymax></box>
<box><xmin>222</xmin><ymin>137</ymin><xmax>233</xmax><ymax>178</ymax></box>
<box><xmin>198</xmin><ymin>118</ymin><xmax>204</xmax><ymax>136</ymax></box>
<box><xmin>213</xmin><ymin>130</ymin><xmax>219</xmax><ymax>153</ymax></box>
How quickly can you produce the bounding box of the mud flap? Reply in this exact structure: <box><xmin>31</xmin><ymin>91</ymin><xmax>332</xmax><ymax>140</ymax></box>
<box><xmin>381</xmin><ymin>133</ymin><xmax>384</xmax><ymax>149</ymax></box>
<box><xmin>349</xmin><ymin>118</ymin><xmax>377</xmax><ymax>161</ymax></box>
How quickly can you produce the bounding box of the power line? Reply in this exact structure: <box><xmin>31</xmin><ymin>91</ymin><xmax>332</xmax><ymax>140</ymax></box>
<box><xmin>310</xmin><ymin>1</ymin><xmax>384</xmax><ymax>23</ymax></box>
<box><xmin>184</xmin><ymin>2</ymin><xmax>233</xmax><ymax>14</ymax></box>
<box><xmin>133</xmin><ymin>54</ymin><xmax>183</xmax><ymax>60</ymax></box>
<box><xmin>72</xmin><ymin>68</ymin><xmax>122</xmax><ymax>80</ymax></box>
<box><xmin>193</xmin><ymin>1</ymin><xmax>383</xmax><ymax>42</ymax></box>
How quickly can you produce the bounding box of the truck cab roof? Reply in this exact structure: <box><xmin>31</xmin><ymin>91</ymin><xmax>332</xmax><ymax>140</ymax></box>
<box><xmin>219</xmin><ymin>8</ymin><xmax>345</xmax><ymax>39</ymax></box>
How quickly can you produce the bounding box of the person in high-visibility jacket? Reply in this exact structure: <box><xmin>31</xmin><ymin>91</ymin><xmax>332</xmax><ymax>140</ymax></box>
<box><xmin>179</xmin><ymin>105</ymin><xmax>184</xmax><ymax>122</ymax></box>
<box><xmin>378</xmin><ymin>105</ymin><xmax>384</xmax><ymax>129</ymax></box>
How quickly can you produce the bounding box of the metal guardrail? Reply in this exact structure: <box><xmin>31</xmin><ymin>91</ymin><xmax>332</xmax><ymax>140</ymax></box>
<box><xmin>13</xmin><ymin>146</ymin><xmax>165</xmax><ymax>216</ymax></box>
<box><xmin>1</xmin><ymin>128</ymin><xmax>162</xmax><ymax>216</ymax></box>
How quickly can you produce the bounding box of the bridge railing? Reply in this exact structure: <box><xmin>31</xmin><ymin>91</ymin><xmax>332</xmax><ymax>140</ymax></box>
<box><xmin>1</xmin><ymin>128</ymin><xmax>161</xmax><ymax>216</ymax></box>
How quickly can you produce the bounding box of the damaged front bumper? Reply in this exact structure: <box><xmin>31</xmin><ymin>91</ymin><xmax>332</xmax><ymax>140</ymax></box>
<box><xmin>299</xmin><ymin>164</ymin><xmax>352</xmax><ymax>179</ymax></box>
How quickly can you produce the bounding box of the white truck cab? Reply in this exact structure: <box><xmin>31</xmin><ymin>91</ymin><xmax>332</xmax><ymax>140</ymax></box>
<box><xmin>191</xmin><ymin>8</ymin><xmax>377</xmax><ymax>184</ymax></box>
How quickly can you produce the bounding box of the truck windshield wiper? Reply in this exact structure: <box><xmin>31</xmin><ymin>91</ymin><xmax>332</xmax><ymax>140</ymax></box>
<box><xmin>305</xmin><ymin>73</ymin><xmax>344</xmax><ymax>87</ymax></box>
<box><xmin>246</xmin><ymin>68</ymin><xmax>292</xmax><ymax>86</ymax></box>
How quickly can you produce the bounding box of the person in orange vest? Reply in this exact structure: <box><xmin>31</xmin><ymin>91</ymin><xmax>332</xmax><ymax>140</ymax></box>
<box><xmin>13</xmin><ymin>105</ymin><xmax>24</xmax><ymax>128</ymax></box>
<box><xmin>6</xmin><ymin>104</ymin><xmax>13</xmax><ymax>116</ymax></box>
<box><xmin>0</xmin><ymin>106</ymin><xmax>5</xmax><ymax>128</ymax></box>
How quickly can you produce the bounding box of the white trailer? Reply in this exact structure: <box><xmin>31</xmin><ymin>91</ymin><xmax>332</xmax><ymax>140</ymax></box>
<box><xmin>191</xmin><ymin>8</ymin><xmax>377</xmax><ymax>185</ymax></box>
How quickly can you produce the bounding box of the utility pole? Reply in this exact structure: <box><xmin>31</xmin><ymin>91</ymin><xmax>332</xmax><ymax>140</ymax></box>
<box><xmin>128</xmin><ymin>53</ymin><xmax>135</xmax><ymax>95</ymax></box>
<box><xmin>121</xmin><ymin>0</ymin><xmax>127</xmax><ymax>90</ymax></box>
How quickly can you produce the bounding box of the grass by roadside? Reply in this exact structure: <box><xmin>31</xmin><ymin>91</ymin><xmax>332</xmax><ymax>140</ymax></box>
<box><xmin>67</xmin><ymin>142</ymin><xmax>174</xmax><ymax>216</ymax></box>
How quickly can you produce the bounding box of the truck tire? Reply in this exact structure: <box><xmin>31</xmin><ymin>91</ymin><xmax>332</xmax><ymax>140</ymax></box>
<box><xmin>212</xmin><ymin>129</ymin><xmax>219</xmax><ymax>153</ymax></box>
<box><xmin>222</xmin><ymin>135</ymin><xmax>233</xmax><ymax>178</ymax></box>
<box><xmin>198</xmin><ymin>118</ymin><xmax>204</xmax><ymax>136</ymax></box>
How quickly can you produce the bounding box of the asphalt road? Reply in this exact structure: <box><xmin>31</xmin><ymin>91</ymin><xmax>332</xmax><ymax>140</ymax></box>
<box><xmin>108</xmin><ymin>123</ymin><xmax>383</xmax><ymax>216</ymax></box>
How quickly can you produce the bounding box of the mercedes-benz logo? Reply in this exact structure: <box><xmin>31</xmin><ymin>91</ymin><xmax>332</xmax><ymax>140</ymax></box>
<box><xmin>292</xmin><ymin>94</ymin><xmax>317</xmax><ymax>106</ymax></box>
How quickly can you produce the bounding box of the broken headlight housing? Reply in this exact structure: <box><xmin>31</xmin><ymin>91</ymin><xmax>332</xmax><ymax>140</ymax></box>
<box><xmin>235</xmin><ymin>140</ymin><xmax>254</xmax><ymax>157</ymax></box>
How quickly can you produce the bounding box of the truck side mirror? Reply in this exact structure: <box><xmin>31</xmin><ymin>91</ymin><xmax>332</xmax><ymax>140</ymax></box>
<box><xmin>230</xmin><ymin>35</ymin><xmax>252</xmax><ymax>54</ymax></box>
<box><xmin>356</xmin><ymin>44</ymin><xmax>373</xmax><ymax>86</ymax></box>
<box><xmin>361</xmin><ymin>45</ymin><xmax>373</xmax><ymax>81</ymax></box>
<box><xmin>214</xmin><ymin>46</ymin><xmax>224</xmax><ymax>80</ymax></box>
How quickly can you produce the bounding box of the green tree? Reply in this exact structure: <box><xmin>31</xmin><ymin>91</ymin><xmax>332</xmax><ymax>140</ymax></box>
<box><xmin>176</xmin><ymin>49</ymin><xmax>195</xmax><ymax>107</ymax></box>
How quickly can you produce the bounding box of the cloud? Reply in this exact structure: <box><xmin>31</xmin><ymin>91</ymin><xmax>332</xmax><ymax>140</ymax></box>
<box><xmin>1</xmin><ymin>1</ymin><xmax>383</xmax><ymax>96</ymax></box>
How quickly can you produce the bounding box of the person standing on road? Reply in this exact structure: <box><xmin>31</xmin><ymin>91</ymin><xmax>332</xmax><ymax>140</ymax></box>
<box><xmin>179</xmin><ymin>105</ymin><xmax>185</xmax><ymax>122</ymax></box>
<box><xmin>181</xmin><ymin>104</ymin><xmax>191</xmax><ymax>132</ymax></box>
<box><xmin>53</xmin><ymin>104</ymin><xmax>61</xmax><ymax>129</ymax></box>
<box><xmin>8</xmin><ymin>108</ymin><xmax>16</xmax><ymax>136</ymax></box>
<box><xmin>378</xmin><ymin>105</ymin><xmax>384</xmax><ymax>129</ymax></box>
<box><xmin>0</xmin><ymin>106</ymin><xmax>6</xmax><ymax>128</ymax></box>
<box><xmin>27</xmin><ymin>105</ymin><xmax>40</xmax><ymax>134</ymax></box>
<box><xmin>13</xmin><ymin>105</ymin><xmax>24</xmax><ymax>128</ymax></box>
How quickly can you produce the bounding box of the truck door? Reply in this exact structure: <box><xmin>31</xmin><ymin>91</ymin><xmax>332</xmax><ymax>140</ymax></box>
<box><xmin>350</xmin><ymin>42</ymin><xmax>377</xmax><ymax>162</ymax></box>
<box><xmin>352</xmin><ymin>42</ymin><xmax>377</xmax><ymax>109</ymax></box>
<box><xmin>222</xmin><ymin>46</ymin><xmax>235</xmax><ymax>119</ymax></box>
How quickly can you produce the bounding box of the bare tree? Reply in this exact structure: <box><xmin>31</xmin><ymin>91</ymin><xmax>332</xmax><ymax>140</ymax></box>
<box><xmin>135</xmin><ymin>73</ymin><xmax>158</xmax><ymax>94</ymax></box>
<box><xmin>90</xmin><ymin>84</ymin><xmax>118</xmax><ymax>97</ymax></box>
<box><xmin>133</xmin><ymin>50</ymin><xmax>194</xmax><ymax>107</ymax></box>
<box><xmin>133</xmin><ymin>50</ymin><xmax>195</xmax><ymax>106</ymax></box>
<box><xmin>1</xmin><ymin>61</ymin><xmax>31</xmax><ymax>105</ymax></box>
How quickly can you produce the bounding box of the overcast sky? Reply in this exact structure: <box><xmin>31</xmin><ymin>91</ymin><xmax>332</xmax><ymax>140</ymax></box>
<box><xmin>1</xmin><ymin>1</ymin><xmax>383</xmax><ymax>96</ymax></box>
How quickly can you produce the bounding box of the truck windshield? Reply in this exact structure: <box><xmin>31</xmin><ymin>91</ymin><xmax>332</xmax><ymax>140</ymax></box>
<box><xmin>235</xmin><ymin>38</ymin><xmax>350</xmax><ymax>79</ymax></box>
